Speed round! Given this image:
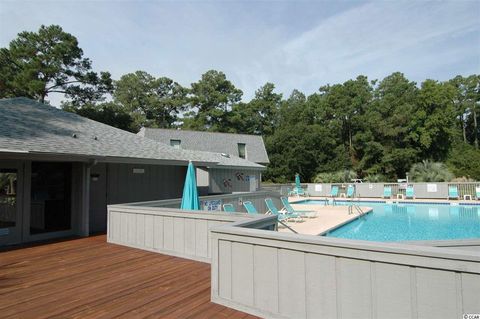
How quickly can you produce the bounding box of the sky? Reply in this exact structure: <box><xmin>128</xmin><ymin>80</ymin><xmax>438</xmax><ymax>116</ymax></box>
<box><xmin>1</xmin><ymin>0</ymin><xmax>479</xmax><ymax>106</ymax></box>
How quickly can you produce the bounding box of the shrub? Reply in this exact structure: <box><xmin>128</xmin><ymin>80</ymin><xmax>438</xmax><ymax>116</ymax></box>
<box><xmin>314</xmin><ymin>170</ymin><xmax>357</xmax><ymax>183</ymax></box>
<box><xmin>408</xmin><ymin>160</ymin><xmax>454</xmax><ymax>182</ymax></box>
<box><xmin>364</xmin><ymin>173</ymin><xmax>387</xmax><ymax>182</ymax></box>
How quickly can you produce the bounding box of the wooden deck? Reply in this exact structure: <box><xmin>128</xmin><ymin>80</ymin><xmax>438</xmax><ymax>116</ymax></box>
<box><xmin>0</xmin><ymin>235</ymin><xmax>257</xmax><ymax>318</ymax></box>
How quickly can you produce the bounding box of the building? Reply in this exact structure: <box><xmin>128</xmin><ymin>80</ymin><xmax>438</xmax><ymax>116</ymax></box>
<box><xmin>0</xmin><ymin>98</ymin><xmax>263</xmax><ymax>245</ymax></box>
<box><xmin>138</xmin><ymin>128</ymin><xmax>269</xmax><ymax>165</ymax></box>
<box><xmin>138</xmin><ymin>128</ymin><xmax>269</xmax><ymax>194</ymax></box>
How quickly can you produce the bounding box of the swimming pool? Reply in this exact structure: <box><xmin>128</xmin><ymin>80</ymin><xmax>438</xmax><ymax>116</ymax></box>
<box><xmin>299</xmin><ymin>200</ymin><xmax>480</xmax><ymax>242</ymax></box>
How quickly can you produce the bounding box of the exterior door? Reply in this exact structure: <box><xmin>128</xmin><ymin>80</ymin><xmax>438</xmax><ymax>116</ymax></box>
<box><xmin>0</xmin><ymin>162</ymin><xmax>23</xmax><ymax>245</ymax></box>
<box><xmin>89</xmin><ymin>163</ymin><xmax>107</xmax><ymax>233</ymax></box>
<box><xmin>249</xmin><ymin>176</ymin><xmax>256</xmax><ymax>192</ymax></box>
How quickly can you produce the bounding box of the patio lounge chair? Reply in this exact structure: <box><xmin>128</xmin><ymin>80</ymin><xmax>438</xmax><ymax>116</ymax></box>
<box><xmin>383</xmin><ymin>186</ymin><xmax>392</xmax><ymax>199</ymax></box>
<box><xmin>476</xmin><ymin>187</ymin><xmax>480</xmax><ymax>200</ymax></box>
<box><xmin>330</xmin><ymin>185</ymin><xmax>339</xmax><ymax>197</ymax></box>
<box><xmin>280</xmin><ymin>197</ymin><xmax>317</xmax><ymax>218</ymax></box>
<box><xmin>405</xmin><ymin>185</ymin><xmax>415</xmax><ymax>199</ymax></box>
<box><xmin>243</xmin><ymin>201</ymin><xmax>259</xmax><ymax>214</ymax></box>
<box><xmin>346</xmin><ymin>185</ymin><xmax>355</xmax><ymax>198</ymax></box>
<box><xmin>265</xmin><ymin>198</ymin><xmax>301</xmax><ymax>222</ymax></box>
<box><xmin>448</xmin><ymin>185</ymin><xmax>459</xmax><ymax>200</ymax></box>
<box><xmin>292</xmin><ymin>187</ymin><xmax>309</xmax><ymax>197</ymax></box>
<box><xmin>223</xmin><ymin>203</ymin><xmax>235</xmax><ymax>213</ymax></box>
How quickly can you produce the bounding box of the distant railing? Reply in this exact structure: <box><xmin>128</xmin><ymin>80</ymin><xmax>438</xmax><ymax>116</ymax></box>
<box><xmin>304</xmin><ymin>182</ymin><xmax>480</xmax><ymax>199</ymax></box>
<box><xmin>261</xmin><ymin>183</ymin><xmax>309</xmax><ymax>197</ymax></box>
<box><xmin>125</xmin><ymin>190</ymin><xmax>283</xmax><ymax>215</ymax></box>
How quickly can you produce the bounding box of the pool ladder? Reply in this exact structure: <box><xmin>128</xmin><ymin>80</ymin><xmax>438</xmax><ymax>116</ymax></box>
<box><xmin>348</xmin><ymin>204</ymin><xmax>365</xmax><ymax>217</ymax></box>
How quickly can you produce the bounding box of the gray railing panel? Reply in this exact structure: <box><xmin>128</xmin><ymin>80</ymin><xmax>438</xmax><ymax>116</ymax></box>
<box><xmin>210</xmin><ymin>221</ymin><xmax>480</xmax><ymax>319</ymax></box>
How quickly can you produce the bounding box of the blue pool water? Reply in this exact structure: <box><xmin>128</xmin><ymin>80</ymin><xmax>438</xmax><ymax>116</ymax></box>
<box><xmin>301</xmin><ymin>200</ymin><xmax>480</xmax><ymax>242</ymax></box>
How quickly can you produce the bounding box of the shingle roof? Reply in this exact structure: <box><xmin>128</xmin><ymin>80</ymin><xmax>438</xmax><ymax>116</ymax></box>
<box><xmin>0</xmin><ymin>98</ymin><xmax>264</xmax><ymax>169</ymax></box>
<box><xmin>139</xmin><ymin>128</ymin><xmax>270</xmax><ymax>164</ymax></box>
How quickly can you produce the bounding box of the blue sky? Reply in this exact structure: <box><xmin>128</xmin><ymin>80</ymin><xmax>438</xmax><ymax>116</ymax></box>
<box><xmin>1</xmin><ymin>0</ymin><xmax>479</xmax><ymax>105</ymax></box>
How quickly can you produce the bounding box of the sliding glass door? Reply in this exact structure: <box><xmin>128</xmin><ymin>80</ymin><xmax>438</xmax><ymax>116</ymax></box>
<box><xmin>30</xmin><ymin>162</ymin><xmax>72</xmax><ymax>235</ymax></box>
<box><xmin>0</xmin><ymin>163</ymin><xmax>22</xmax><ymax>245</ymax></box>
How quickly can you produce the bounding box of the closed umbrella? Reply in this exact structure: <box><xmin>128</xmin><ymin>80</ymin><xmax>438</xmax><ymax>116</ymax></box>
<box><xmin>295</xmin><ymin>173</ymin><xmax>301</xmax><ymax>191</ymax></box>
<box><xmin>180</xmin><ymin>161</ymin><xmax>200</xmax><ymax>210</ymax></box>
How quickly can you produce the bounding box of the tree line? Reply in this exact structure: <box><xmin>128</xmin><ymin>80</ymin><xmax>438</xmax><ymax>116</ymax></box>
<box><xmin>1</xmin><ymin>25</ymin><xmax>479</xmax><ymax>182</ymax></box>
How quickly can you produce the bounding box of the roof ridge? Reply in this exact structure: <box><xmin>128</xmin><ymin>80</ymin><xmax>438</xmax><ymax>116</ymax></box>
<box><xmin>142</xmin><ymin>127</ymin><xmax>264</xmax><ymax>138</ymax></box>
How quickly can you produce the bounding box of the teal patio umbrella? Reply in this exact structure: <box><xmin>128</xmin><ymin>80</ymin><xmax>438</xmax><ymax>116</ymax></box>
<box><xmin>180</xmin><ymin>161</ymin><xmax>200</xmax><ymax>210</ymax></box>
<box><xmin>295</xmin><ymin>173</ymin><xmax>301</xmax><ymax>191</ymax></box>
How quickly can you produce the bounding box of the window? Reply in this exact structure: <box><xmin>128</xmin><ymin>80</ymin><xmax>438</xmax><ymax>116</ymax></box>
<box><xmin>170</xmin><ymin>139</ymin><xmax>181</xmax><ymax>149</ymax></box>
<box><xmin>238</xmin><ymin>143</ymin><xmax>246</xmax><ymax>159</ymax></box>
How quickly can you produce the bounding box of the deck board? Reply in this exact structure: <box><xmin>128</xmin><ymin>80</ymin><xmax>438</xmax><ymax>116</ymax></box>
<box><xmin>0</xmin><ymin>235</ymin><xmax>257</xmax><ymax>319</ymax></box>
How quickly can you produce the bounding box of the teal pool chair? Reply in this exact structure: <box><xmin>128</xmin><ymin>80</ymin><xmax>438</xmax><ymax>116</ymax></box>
<box><xmin>223</xmin><ymin>203</ymin><xmax>235</xmax><ymax>213</ymax></box>
<box><xmin>476</xmin><ymin>187</ymin><xmax>480</xmax><ymax>200</ymax></box>
<box><xmin>292</xmin><ymin>187</ymin><xmax>309</xmax><ymax>197</ymax></box>
<box><xmin>346</xmin><ymin>185</ymin><xmax>355</xmax><ymax>198</ymax></box>
<box><xmin>265</xmin><ymin>198</ymin><xmax>301</xmax><ymax>222</ymax></box>
<box><xmin>383</xmin><ymin>186</ymin><xmax>392</xmax><ymax>199</ymax></box>
<box><xmin>448</xmin><ymin>185</ymin><xmax>459</xmax><ymax>200</ymax></box>
<box><xmin>280</xmin><ymin>197</ymin><xmax>316</xmax><ymax>218</ymax></box>
<box><xmin>243</xmin><ymin>201</ymin><xmax>259</xmax><ymax>214</ymax></box>
<box><xmin>330</xmin><ymin>185</ymin><xmax>339</xmax><ymax>197</ymax></box>
<box><xmin>405</xmin><ymin>186</ymin><xmax>415</xmax><ymax>199</ymax></box>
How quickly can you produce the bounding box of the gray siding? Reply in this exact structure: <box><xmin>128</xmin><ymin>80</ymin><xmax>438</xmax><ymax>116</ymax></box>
<box><xmin>107</xmin><ymin>163</ymin><xmax>186</xmax><ymax>204</ymax></box>
<box><xmin>107</xmin><ymin>205</ymin><xmax>263</xmax><ymax>262</ymax></box>
<box><xmin>209</xmin><ymin>168</ymin><xmax>261</xmax><ymax>194</ymax></box>
<box><xmin>211</xmin><ymin>226</ymin><xmax>480</xmax><ymax>319</ymax></box>
<box><xmin>89</xmin><ymin>163</ymin><xmax>187</xmax><ymax>233</ymax></box>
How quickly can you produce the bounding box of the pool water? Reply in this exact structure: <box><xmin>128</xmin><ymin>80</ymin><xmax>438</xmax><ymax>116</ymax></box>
<box><xmin>303</xmin><ymin>200</ymin><xmax>480</xmax><ymax>242</ymax></box>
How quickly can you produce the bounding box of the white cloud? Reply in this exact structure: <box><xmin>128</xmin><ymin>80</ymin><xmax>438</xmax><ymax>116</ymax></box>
<box><xmin>238</xmin><ymin>1</ymin><xmax>480</xmax><ymax>97</ymax></box>
<box><xmin>1</xmin><ymin>0</ymin><xmax>479</xmax><ymax>105</ymax></box>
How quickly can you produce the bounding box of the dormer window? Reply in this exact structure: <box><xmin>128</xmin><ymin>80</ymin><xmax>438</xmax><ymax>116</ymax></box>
<box><xmin>238</xmin><ymin>143</ymin><xmax>246</xmax><ymax>159</ymax></box>
<box><xmin>170</xmin><ymin>139</ymin><xmax>181</xmax><ymax>149</ymax></box>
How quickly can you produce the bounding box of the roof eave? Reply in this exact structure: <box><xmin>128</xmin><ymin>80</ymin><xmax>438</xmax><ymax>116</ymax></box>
<box><xmin>0</xmin><ymin>150</ymin><xmax>218</xmax><ymax>167</ymax></box>
<box><xmin>211</xmin><ymin>164</ymin><xmax>266</xmax><ymax>171</ymax></box>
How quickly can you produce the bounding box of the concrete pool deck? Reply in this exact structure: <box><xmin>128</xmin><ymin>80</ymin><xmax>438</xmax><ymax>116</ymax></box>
<box><xmin>279</xmin><ymin>200</ymin><xmax>372</xmax><ymax>235</ymax></box>
<box><xmin>280</xmin><ymin>195</ymin><xmax>480</xmax><ymax>236</ymax></box>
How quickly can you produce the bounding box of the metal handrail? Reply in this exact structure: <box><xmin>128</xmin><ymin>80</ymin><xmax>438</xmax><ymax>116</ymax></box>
<box><xmin>278</xmin><ymin>220</ymin><xmax>298</xmax><ymax>234</ymax></box>
<box><xmin>348</xmin><ymin>204</ymin><xmax>365</xmax><ymax>217</ymax></box>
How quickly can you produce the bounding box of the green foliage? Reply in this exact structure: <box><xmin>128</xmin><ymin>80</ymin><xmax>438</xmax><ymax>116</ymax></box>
<box><xmin>229</xmin><ymin>83</ymin><xmax>282</xmax><ymax>135</ymax></box>
<box><xmin>113</xmin><ymin>71</ymin><xmax>187</xmax><ymax>131</ymax></box>
<box><xmin>0</xmin><ymin>25</ymin><xmax>112</xmax><ymax>104</ymax></box>
<box><xmin>364</xmin><ymin>173</ymin><xmax>387</xmax><ymax>183</ymax></box>
<box><xmin>63</xmin><ymin>102</ymin><xmax>135</xmax><ymax>132</ymax></box>
<box><xmin>313</xmin><ymin>170</ymin><xmax>357</xmax><ymax>183</ymax></box>
<box><xmin>408</xmin><ymin>160</ymin><xmax>454</xmax><ymax>182</ymax></box>
<box><xmin>447</xmin><ymin>143</ymin><xmax>480</xmax><ymax>181</ymax></box>
<box><xmin>182</xmin><ymin>70</ymin><xmax>242</xmax><ymax>131</ymax></box>
<box><xmin>449</xmin><ymin>75</ymin><xmax>480</xmax><ymax>148</ymax></box>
